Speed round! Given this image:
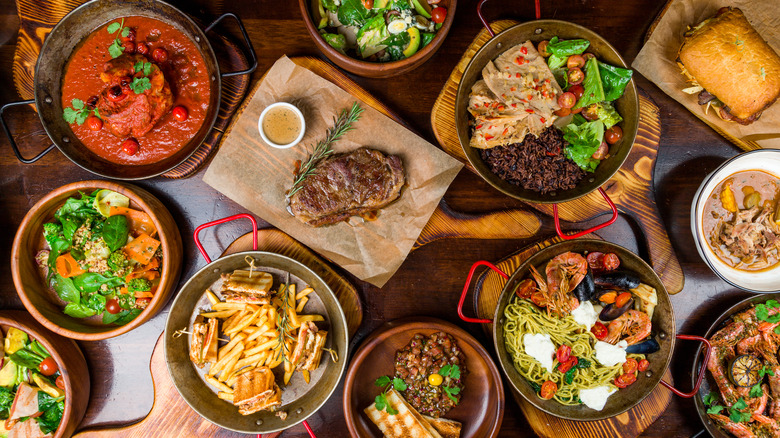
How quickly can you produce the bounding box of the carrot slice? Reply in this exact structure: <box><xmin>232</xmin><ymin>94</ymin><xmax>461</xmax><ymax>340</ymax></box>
<box><xmin>126</xmin><ymin>270</ymin><xmax>160</xmax><ymax>282</ymax></box>
<box><xmin>109</xmin><ymin>206</ymin><xmax>157</xmax><ymax>237</ymax></box>
<box><xmin>55</xmin><ymin>253</ymin><xmax>86</xmax><ymax>278</ymax></box>
<box><xmin>123</xmin><ymin>233</ymin><xmax>161</xmax><ymax>265</ymax></box>
<box><xmin>133</xmin><ymin>291</ymin><xmax>154</xmax><ymax>299</ymax></box>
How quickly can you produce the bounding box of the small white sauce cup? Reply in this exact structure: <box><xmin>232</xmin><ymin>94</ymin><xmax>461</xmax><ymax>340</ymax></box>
<box><xmin>257</xmin><ymin>102</ymin><xmax>306</xmax><ymax>149</ymax></box>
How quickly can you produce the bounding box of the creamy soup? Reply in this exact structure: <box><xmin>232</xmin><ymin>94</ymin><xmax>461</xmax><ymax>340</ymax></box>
<box><xmin>262</xmin><ymin>106</ymin><xmax>302</xmax><ymax>145</ymax></box>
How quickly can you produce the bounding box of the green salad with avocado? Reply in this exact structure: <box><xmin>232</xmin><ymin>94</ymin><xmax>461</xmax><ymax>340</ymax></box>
<box><xmin>311</xmin><ymin>0</ymin><xmax>448</xmax><ymax>62</ymax></box>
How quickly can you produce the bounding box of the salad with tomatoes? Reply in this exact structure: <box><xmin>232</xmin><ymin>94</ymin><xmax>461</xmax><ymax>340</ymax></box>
<box><xmin>0</xmin><ymin>327</ymin><xmax>65</xmax><ymax>437</ymax></box>
<box><xmin>37</xmin><ymin>189</ymin><xmax>162</xmax><ymax>325</ymax></box>
<box><xmin>311</xmin><ymin>0</ymin><xmax>447</xmax><ymax>62</ymax></box>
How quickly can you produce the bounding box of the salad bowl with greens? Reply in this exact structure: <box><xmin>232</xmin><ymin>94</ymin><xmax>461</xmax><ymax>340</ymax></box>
<box><xmin>12</xmin><ymin>181</ymin><xmax>182</xmax><ymax>341</ymax></box>
<box><xmin>300</xmin><ymin>0</ymin><xmax>456</xmax><ymax>77</ymax></box>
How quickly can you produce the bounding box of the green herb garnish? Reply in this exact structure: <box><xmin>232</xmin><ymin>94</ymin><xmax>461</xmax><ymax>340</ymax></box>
<box><xmin>134</xmin><ymin>61</ymin><xmax>153</xmax><ymax>76</ymax></box>
<box><xmin>63</xmin><ymin>98</ymin><xmax>99</xmax><ymax>125</ymax></box>
<box><xmin>443</xmin><ymin>385</ymin><xmax>461</xmax><ymax>402</ymax></box>
<box><xmin>756</xmin><ymin>302</ymin><xmax>780</xmax><ymax>324</ymax></box>
<box><xmin>728</xmin><ymin>398</ymin><xmax>752</xmax><ymax>423</ymax></box>
<box><xmin>130</xmin><ymin>77</ymin><xmax>151</xmax><ymax>94</ymax></box>
<box><xmin>372</xmin><ymin>375</ymin><xmax>407</xmax><ymax>415</ymax></box>
<box><xmin>749</xmin><ymin>383</ymin><xmax>764</xmax><ymax>398</ymax></box>
<box><xmin>439</xmin><ymin>364</ymin><xmax>461</xmax><ymax>380</ymax></box>
<box><xmin>107</xmin><ymin>19</ymin><xmax>129</xmax><ymax>59</ymax></box>
<box><xmin>707</xmin><ymin>404</ymin><xmax>725</xmax><ymax>415</ymax></box>
<box><xmin>702</xmin><ymin>392</ymin><xmax>718</xmax><ymax>406</ymax></box>
<box><xmin>273</xmin><ymin>281</ymin><xmax>295</xmax><ymax>364</ymax></box>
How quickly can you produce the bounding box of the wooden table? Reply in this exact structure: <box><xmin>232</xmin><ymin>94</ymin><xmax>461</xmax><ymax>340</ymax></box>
<box><xmin>0</xmin><ymin>0</ymin><xmax>754</xmax><ymax>436</ymax></box>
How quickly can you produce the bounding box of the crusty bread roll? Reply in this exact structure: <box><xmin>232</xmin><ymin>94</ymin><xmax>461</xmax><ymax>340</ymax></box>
<box><xmin>678</xmin><ymin>8</ymin><xmax>780</xmax><ymax>123</ymax></box>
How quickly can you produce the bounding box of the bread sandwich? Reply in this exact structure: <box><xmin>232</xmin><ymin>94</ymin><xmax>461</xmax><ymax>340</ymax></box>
<box><xmin>678</xmin><ymin>7</ymin><xmax>780</xmax><ymax>124</ymax></box>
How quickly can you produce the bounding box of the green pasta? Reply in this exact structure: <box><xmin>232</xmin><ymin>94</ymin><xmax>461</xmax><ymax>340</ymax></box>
<box><xmin>503</xmin><ymin>297</ymin><xmax>643</xmax><ymax>405</ymax></box>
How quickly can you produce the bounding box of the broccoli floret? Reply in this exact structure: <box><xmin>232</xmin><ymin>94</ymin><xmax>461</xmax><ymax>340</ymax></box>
<box><xmin>126</xmin><ymin>278</ymin><xmax>151</xmax><ymax>292</ymax></box>
<box><xmin>43</xmin><ymin>222</ymin><xmax>63</xmax><ymax>238</ymax></box>
<box><xmin>107</xmin><ymin>250</ymin><xmax>129</xmax><ymax>271</ymax></box>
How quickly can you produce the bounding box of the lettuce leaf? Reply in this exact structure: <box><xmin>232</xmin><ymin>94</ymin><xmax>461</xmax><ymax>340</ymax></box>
<box><xmin>594</xmin><ymin>102</ymin><xmax>623</xmax><ymax>129</ymax></box>
<box><xmin>562</xmin><ymin>120</ymin><xmax>605</xmax><ymax>172</ymax></box>
<box><xmin>598</xmin><ymin>62</ymin><xmax>633</xmax><ymax>102</ymax></box>
<box><xmin>573</xmin><ymin>57</ymin><xmax>605</xmax><ymax>110</ymax></box>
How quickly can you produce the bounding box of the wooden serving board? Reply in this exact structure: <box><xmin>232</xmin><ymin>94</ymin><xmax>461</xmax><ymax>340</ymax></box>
<box><xmin>472</xmin><ymin>236</ymin><xmax>674</xmax><ymax>438</ymax></box>
<box><xmin>73</xmin><ymin>228</ymin><xmax>362</xmax><ymax>438</ymax></box>
<box><xmin>12</xmin><ymin>0</ymin><xmax>250</xmax><ymax>179</ymax></box>
<box><xmin>431</xmin><ymin>20</ymin><xmax>684</xmax><ymax>294</ymax></box>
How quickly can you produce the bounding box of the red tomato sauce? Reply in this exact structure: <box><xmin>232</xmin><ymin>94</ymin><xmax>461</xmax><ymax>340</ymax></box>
<box><xmin>61</xmin><ymin>16</ymin><xmax>211</xmax><ymax>165</ymax></box>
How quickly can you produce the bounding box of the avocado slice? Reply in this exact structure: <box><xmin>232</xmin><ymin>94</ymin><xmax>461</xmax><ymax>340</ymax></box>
<box><xmin>373</xmin><ymin>0</ymin><xmax>390</xmax><ymax>9</ymax></box>
<box><xmin>311</xmin><ymin>0</ymin><xmax>328</xmax><ymax>29</ymax></box>
<box><xmin>411</xmin><ymin>0</ymin><xmax>432</xmax><ymax>18</ymax></box>
<box><xmin>0</xmin><ymin>359</ymin><xmax>17</xmax><ymax>387</ymax></box>
<box><xmin>403</xmin><ymin>27</ymin><xmax>421</xmax><ymax>58</ymax></box>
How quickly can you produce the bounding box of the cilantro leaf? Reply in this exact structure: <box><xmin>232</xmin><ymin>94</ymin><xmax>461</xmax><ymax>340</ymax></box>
<box><xmin>121</xmin><ymin>27</ymin><xmax>130</xmax><ymax>38</ymax></box>
<box><xmin>63</xmin><ymin>107</ymin><xmax>79</xmax><ymax>124</ymax></box>
<box><xmin>386</xmin><ymin>404</ymin><xmax>398</xmax><ymax>415</ymax></box>
<box><xmin>143</xmin><ymin>62</ymin><xmax>152</xmax><ymax>76</ymax></box>
<box><xmin>134</xmin><ymin>61</ymin><xmax>144</xmax><ymax>73</ymax></box>
<box><xmin>130</xmin><ymin>77</ymin><xmax>151</xmax><ymax>94</ymax></box>
<box><xmin>727</xmin><ymin>398</ymin><xmax>752</xmax><ymax>423</ymax></box>
<box><xmin>374</xmin><ymin>376</ymin><xmax>390</xmax><ymax>388</ymax></box>
<box><xmin>392</xmin><ymin>377</ymin><xmax>407</xmax><ymax>391</ymax></box>
<box><xmin>108</xmin><ymin>39</ymin><xmax>124</xmax><ymax>58</ymax></box>
<box><xmin>439</xmin><ymin>365</ymin><xmax>451</xmax><ymax>377</ymax></box>
<box><xmin>707</xmin><ymin>405</ymin><xmax>725</xmax><ymax>415</ymax></box>
<box><xmin>759</xmin><ymin>365</ymin><xmax>775</xmax><ymax>378</ymax></box>
<box><xmin>71</xmin><ymin>98</ymin><xmax>84</xmax><ymax>110</ymax></box>
<box><xmin>749</xmin><ymin>384</ymin><xmax>764</xmax><ymax>398</ymax></box>
<box><xmin>766</xmin><ymin>300</ymin><xmax>779</xmax><ymax>308</ymax></box>
<box><xmin>449</xmin><ymin>365</ymin><xmax>461</xmax><ymax>380</ymax></box>
<box><xmin>374</xmin><ymin>393</ymin><xmax>387</xmax><ymax>410</ymax></box>
<box><xmin>702</xmin><ymin>392</ymin><xmax>719</xmax><ymax>406</ymax></box>
<box><xmin>755</xmin><ymin>303</ymin><xmax>780</xmax><ymax>324</ymax></box>
<box><xmin>733</xmin><ymin>398</ymin><xmax>748</xmax><ymax>410</ymax></box>
<box><xmin>107</xmin><ymin>22</ymin><xmax>121</xmax><ymax>34</ymax></box>
<box><xmin>93</xmin><ymin>108</ymin><xmax>100</xmax><ymax>119</ymax></box>
<box><xmin>443</xmin><ymin>385</ymin><xmax>461</xmax><ymax>402</ymax></box>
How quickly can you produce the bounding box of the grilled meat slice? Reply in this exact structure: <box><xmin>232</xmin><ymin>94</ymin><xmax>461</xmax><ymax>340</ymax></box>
<box><xmin>189</xmin><ymin>319</ymin><xmax>208</xmax><ymax>367</ymax></box>
<box><xmin>288</xmin><ymin>147</ymin><xmax>405</xmax><ymax>227</ymax></box>
<box><xmin>290</xmin><ymin>321</ymin><xmax>328</xmax><ymax>371</ymax></box>
<box><xmin>220</xmin><ymin>270</ymin><xmax>273</xmax><ymax>304</ymax></box>
<box><xmin>233</xmin><ymin>367</ymin><xmax>282</xmax><ymax>415</ymax></box>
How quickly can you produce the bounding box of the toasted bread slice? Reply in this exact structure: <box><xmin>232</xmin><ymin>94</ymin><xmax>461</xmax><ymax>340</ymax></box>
<box><xmin>423</xmin><ymin>415</ymin><xmax>462</xmax><ymax>438</ymax></box>
<box><xmin>364</xmin><ymin>389</ymin><xmax>442</xmax><ymax>438</ymax></box>
<box><xmin>221</xmin><ymin>270</ymin><xmax>273</xmax><ymax>296</ymax></box>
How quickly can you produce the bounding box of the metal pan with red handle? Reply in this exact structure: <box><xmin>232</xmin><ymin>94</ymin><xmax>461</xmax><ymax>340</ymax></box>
<box><xmin>164</xmin><ymin>214</ymin><xmax>348</xmax><ymax>435</ymax></box>
<box><xmin>455</xmin><ymin>0</ymin><xmax>638</xmax><ymax>239</ymax></box>
<box><xmin>457</xmin><ymin>239</ymin><xmax>709</xmax><ymax>420</ymax></box>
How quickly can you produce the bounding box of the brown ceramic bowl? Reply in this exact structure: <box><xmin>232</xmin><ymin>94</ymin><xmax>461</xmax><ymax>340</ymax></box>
<box><xmin>11</xmin><ymin>180</ymin><xmax>183</xmax><ymax>340</ymax></box>
<box><xmin>298</xmin><ymin>0</ymin><xmax>457</xmax><ymax>78</ymax></box>
<box><xmin>343</xmin><ymin>317</ymin><xmax>504</xmax><ymax>437</ymax></box>
<box><xmin>0</xmin><ymin>310</ymin><xmax>90</xmax><ymax>438</ymax></box>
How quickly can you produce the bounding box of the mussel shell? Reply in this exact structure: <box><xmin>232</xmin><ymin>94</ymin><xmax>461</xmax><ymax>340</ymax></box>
<box><xmin>599</xmin><ymin>297</ymin><xmax>634</xmax><ymax>321</ymax></box>
<box><xmin>574</xmin><ymin>268</ymin><xmax>596</xmax><ymax>303</ymax></box>
<box><xmin>625</xmin><ymin>338</ymin><xmax>660</xmax><ymax>354</ymax></box>
<box><xmin>594</xmin><ymin>270</ymin><xmax>641</xmax><ymax>290</ymax></box>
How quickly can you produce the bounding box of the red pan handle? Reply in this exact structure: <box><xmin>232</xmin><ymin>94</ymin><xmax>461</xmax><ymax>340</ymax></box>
<box><xmin>553</xmin><ymin>187</ymin><xmax>618</xmax><ymax>240</ymax></box>
<box><xmin>257</xmin><ymin>420</ymin><xmax>316</xmax><ymax>438</ymax></box>
<box><xmin>658</xmin><ymin>334</ymin><xmax>712</xmax><ymax>398</ymax></box>
<box><xmin>193</xmin><ymin>213</ymin><xmax>258</xmax><ymax>263</ymax></box>
<box><xmin>458</xmin><ymin>261</ymin><xmax>509</xmax><ymax>324</ymax></box>
<box><xmin>477</xmin><ymin>0</ymin><xmax>542</xmax><ymax>37</ymax></box>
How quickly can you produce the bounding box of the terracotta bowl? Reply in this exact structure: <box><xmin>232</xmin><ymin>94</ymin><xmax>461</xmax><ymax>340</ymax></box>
<box><xmin>343</xmin><ymin>317</ymin><xmax>504</xmax><ymax>437</ymax></box>
<box><xmin>11</xmin><ymin>180</ymin><xmax>183</xmax><ymax>340</ymax></box>
<box><xmin>0</xmin><ymin>310</ymin><xmax>90</xmax><ymax>438</ymax></box>
<box><xmin>298</xmin><ymin>0</ymin><xmax>457</xmax><ymax>78</ymax></box>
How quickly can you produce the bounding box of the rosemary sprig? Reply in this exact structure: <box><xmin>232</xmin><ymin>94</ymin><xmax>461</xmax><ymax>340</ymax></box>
<box><xmin>287</xmin><ymin>102</ymin><xmax>364</xmax><ymax>198</ymax></box>
<box><xmin>273</xmin><ymin>276</ymin><xmax>295</xmax><ymax>364</ymax></box>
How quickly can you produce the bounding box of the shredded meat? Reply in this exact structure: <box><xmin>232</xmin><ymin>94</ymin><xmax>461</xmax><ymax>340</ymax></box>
<box><xmin>714</xmin><ymin>204</ymin><xmax>780</xmax><ymax>267</ymax></box>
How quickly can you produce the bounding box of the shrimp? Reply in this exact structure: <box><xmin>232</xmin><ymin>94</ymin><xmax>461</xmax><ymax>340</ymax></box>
<box><xmin>751</xmin><ymin>413</ymin><xmax>780</xmax><ymax>438</ymax></box>
<box><xmin>542</xmin><ymin>252</ymin><xmax>586</xmax><ymax>317</ymax></box>
<box><xmin>709</xmin><ymin>414</ymin><xmax>756</xmax><ymax>438</ymax></box>
<box><xmin>604</xmin><ymin>310</ymin><xmax>651</xmax><ymax>345</ymax></box>
<box><xmin>711</xmin><ymin>321</ymin><xmax>748</xmax><ymax>347</ymax></box>
<box><xmin>709</xmin><ymin>344</ymin><xmax>739</xmax><ymax>406</ymax></box>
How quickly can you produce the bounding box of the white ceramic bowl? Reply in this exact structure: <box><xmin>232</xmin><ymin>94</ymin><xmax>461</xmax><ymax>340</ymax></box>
<box><xmin>691</xmin><ymin>149</ymin><xmax>780</xmax><ymax>293</ymax></box>
<box><xmin>257</xmin><ymin>102</ymin><xmax>306</xmax><ymax>149</ymax></box>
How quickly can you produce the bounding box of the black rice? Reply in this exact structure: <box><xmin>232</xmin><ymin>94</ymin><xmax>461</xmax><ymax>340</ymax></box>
<box><xmin>480</xmin><ymin>127</ymin><xmax>585</xmax><ymax>194</ymax></box>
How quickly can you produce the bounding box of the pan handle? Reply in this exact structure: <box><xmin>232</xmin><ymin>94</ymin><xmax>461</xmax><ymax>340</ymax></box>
<box><xmin>553</xmin><ymin>187</ymin><xmax>618</xmax><ymax>240</ymax></box>
<box><xmin>458</xmin><ymin>261</ymin><xmax>509</xmax><ymax>324</ymax></box>
<box><xmin>204</xmin><ymin>13</ymin><xmax>258</xmax><ymax>78</ymax></box>
<box><xmin>658</xmin><ymin>334</ymin><xmax>712</xmax><ymax>398</ymax></box>
<box><xmin>476</xmin><ymin>0</ymin><xmax>542</xmax><ymax>37</ymax></box>
<box><xmin>257</xmin><ymin>420</ymin><xmax>316</xmax><ymax>438</ymax></box>
<box><xmin>193</xmin><ymin>213</ymin><xmax>258</xmax><ymax>263</ymax></box>
<box><xmin>0</xmin><ymin>100</ymin><xmax>56</xmax><ymax>164</ymax></box>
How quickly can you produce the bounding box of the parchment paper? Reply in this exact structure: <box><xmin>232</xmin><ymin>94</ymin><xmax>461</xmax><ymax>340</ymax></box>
<box><xmin>632</xmin><ymin>0</ymin><xmax>780</xmax><ymax>148</ymax></box>
<box><xmin>203</xmin><ymin>56</ymin><xmax>463</xmax><ymax>287</ymax></box>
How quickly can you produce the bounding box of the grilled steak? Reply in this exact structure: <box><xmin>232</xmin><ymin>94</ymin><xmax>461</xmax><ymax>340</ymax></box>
<box><xmin>288</xmin><ymin>147</ymin><xmax>405</xmax><ymax>227</ymax></box>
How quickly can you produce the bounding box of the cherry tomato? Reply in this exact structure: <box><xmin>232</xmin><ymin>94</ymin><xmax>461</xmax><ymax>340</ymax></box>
<box><xmin>537</xmin><ymin>40</ymin><xmax>550</xmax><ymax>57</ymax></box>
<box><xmin>121</xmin><ymin>40</ymin><xmax>135</xmax><ymax>54</ymax></box>
<box><xmin>567</xmin><ymin>54</ymin><xmax>586</xmax><ymax>69</ymax></box>
<box><xmin>602</xmin><ymin>253</ymin><xmax>620</xmax><ymax>271</ymax></box>
<box><xmin>569</xmin><ymin>84</ymin><xmax>584</xmax><ymax>100</ymax></box>
<box><xmin>172</xmin><ymin>105</ymin><xmax>189</xmax><ymax>122</ymax></box>
<box><xmin>587</xmin><ymin>252</ymin><xmax>605</xmax><ymax>270</ymax></box>
<box><xmin>556</xmin><ymin>345</ymin><xmax>572</xmax><ymax>363</ymax></box>
<box><xmin>554</xmin><ymin>107</ymin><xmax>571</xmax><ymax>117</ymax></box>
<box><xmin>361</xmin><ymin>0</ymin><xmax>374</xmax><ymax>7</ymax></box>
<box><xmin>136</xmin><ymin>42</ymin><xmax>149</xmax><ymax>55</ymax></box>
<box><xmin>122</xmin><ymin>138</ymin><xmax>139</xmax><ymax>156</ymax></box>
<box><xmin>558</xmin><ymin>356</ymin><xmax>578</xmax><ymax>373</ymax></box>
<box><xmin>530</xmin><ymin>290</ymin><xmax>548</xmax><ymax>308</ymax></box>
<box><xmin>86</xmin><ymin>115</ymin><xmax>103</xmax><ymax>132</ymax></box>
<box><xmin>106</xmin><ymin>299</ymin><xmax>121</xmax><ymax>314</ymax></box>
<box><xmin>571</xmin><ymin>106</ymin><xmax>583</xmax><ymax>114</ymax></box>
<box><xmin>615</xmin><ymin>292</ymin><xmax>633</xmax><ymax>308</ymax></box>
<box><xmin>605</xmin><ymin>126</ymin><xmax>623</xmax><ymax>145</ymax></box>
<box><xmin>121</xmin><ymin>28</ymin><xmax>136</xmax><ymax>42</ymax></box>
<box><xmin>558</xmin><ymin>92</ymin><xmax>576</xmax><ymax>109</ymax></box>
<box><xmin>615</xmin><ymin>373</ymin><xmax>637</xmax><ymax>388</ymax></box>
<box><xmin>591</xmin><ymin>321</ymin><xmax>608</xmax><ymax>340</ymax></box>
<box><xmin>623</xmin><ymin>358</ymin><xmax>638</xmax><ymax>375</ymax></box>
<box><xmin>106</xmin><ymin>85</ymin><xmax>128</xmax><ymax>102</ymax></box>
<box><xmin>136</xmin><ymin>297</ymin><xmax>151</xmax><ymax>308</ymax></box>
<box><xmin>39</xmin><ymin>357</ymin><xmax>58</xmax><ymax>376</ymax></box>
<box><xmin>638</xmin><ymin>359</ymin><xmax>650</xmax><ymax>372</ymax></box>
<box><xmin>431</xmin><ymin>7</ymin><xmax>447</xmax><ymax>24</ymax></box>
<box><xmin>55</xmin><ymin>375</ymin><xmax>65</xmax><ymax>390</ymax></box>
<box><xmin>582</xmin><ymin>104</ymin><xmax>600</xmax><ymax>121</ymax></box>
<box><xmin>152</xmin><ymin>47</ymin><xmax>168</xmax><ymax>63</ymax></box>
<box><xmin>592</xmin><ymin>141</ymin><xmax>608</xmax><ymax>160</ymax></box>
<box><xmin>515</xmin><ymin>279</ymin><xmax>535</xmax><ymax>299</ymax></box>
<box><xmin>540</xmin><ymin>380</ymin><xmax>557</xmax><ymax>399</ymax></box>
<box><xmin>567</xmin><ymin>68</ymin><xmax>584</xmax><ymax>85</ymax></box>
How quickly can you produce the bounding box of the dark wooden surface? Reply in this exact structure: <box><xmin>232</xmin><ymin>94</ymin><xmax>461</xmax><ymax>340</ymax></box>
<box><xmin>0</xmin><ymin>0</ymin><xmax>749</xmax><ymax>436</ymax></box>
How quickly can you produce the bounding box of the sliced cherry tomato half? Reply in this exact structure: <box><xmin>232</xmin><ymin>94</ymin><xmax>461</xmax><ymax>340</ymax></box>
<box><xmin>86</xmin><ymin>115</ymin><xmax>103</xmax><ymax>132</ymax></box>
<box><xmin>558</xmin><ymin>92</ymin><xmax>576</xmax><ymax>109</ymax></box>
<box><xmin>592</xmin><ymin>142</ymin><xmax>608</xmax><ymax>160</ymax></box>
<box><xmin>55</xmin><ymin>375</ymin><xmax>65</xmax><ymax>390</ymax></box>
<box><xmin>638</xmin><ymin>359</ymin><xmax>650</xmax><ymax>372</ymax></box>
<box><xmin>122</xmin><ymin>138</ymin><xmax>139</xmax><ymax>156</ymax></box>
<box><xmin>623</xmin><ymin>358</ymin><xmax>638</xmax><ymax>375</ymax></box>
<box><xmin>136</xmin><ymin>297</ymin><xmax>152</xmax><ymax>308</ymax></box>
<box><xmin>172</xmin><ymin>105</ymin><xmax>189</xmax><ymax>122</ymax></box>
<box><xmin>605</xmin><ymin>126</ymin><xmax>624</xmax><ymax>145</ymax></box>
<box><xmin>571</xmin><ymin>106</ymin><xmax>583</xmax><ymax>114</ymax></box>
<box><xmin>569</xmin><ymin>84</ymin><xmax>585</xmax><ymax>100</ymax></box>
<box><xmin>537</xmin><ymin>40</ymin><xmax>550</xmax><ymax>57</ymax></box>
<box><xmin>603</xmin><ymin>253</ymin><xmax>621</xmax><ymax>271</ymax></box>
<box><xmin>39</xmin><ymin>357</ymin><xmax>58</xmax><ymax>376</ymax></box>
<box><xmin>591</xmin><ymin>321</ymin><xmax>608</xmax><ymax>340</ymax></box>
<box><xmin>152</xmin><ymin>47</ymin><xmax>168</xmax><ymax>63</ymax></box>
<box><xmin>567</xmin><ymin>68</ymin><xmax>584</xmax><ymax>85</ymax></box>
<box><xmin>431</xmin><ymin>7</ymin><xmax>447</xmax><ymax>24</ymax></box>
<box><xmin>558</xmin><ymin>356</ymin><xmax>578</xmax><ymax>374</ymax></box>
<box><xmin>615</xmin><ymin>292</ymin><xmax>633</xmax><ymax>308</ymax></box>
<box><xmin>567</xmin><ymin>54</ymin><xmax>586</xmax><ymax>69</ymax></box>
<box><xmin>556</xmin><ymin>345</ymin><xmax>572</xmax><ymax>363</ymax></box>
<box><xmin>515</xmin><ymin>279</ymin><xmax>536</xmax><ymax>299</ymax></box>
<box><xmin>106</xmin><ymin>298</ymin><xmax>121</xmax><ymax>314</ymax></box>
<box><xmin>540</xmin><ymin>380</ymin><xmax>558</xmax><ymax>399</ymax></box>
<box><xmin>615</xmin><ymin>373</ymin><xmax>637</xmax><ymax>388</ymax></box>
<box><xmin>587</xmin><ymin>252</ymin><xmax>605</xmax><ymax>270</ymax></box>
<box><xmin>554</xmin><ymin>107</ymin><xmax>571</xmax><ymax>117</ymax></box>
<box><xmin>582</xmin><ymin>104</ymin><xmax>600</xmax><ymax>121</ymax></box>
